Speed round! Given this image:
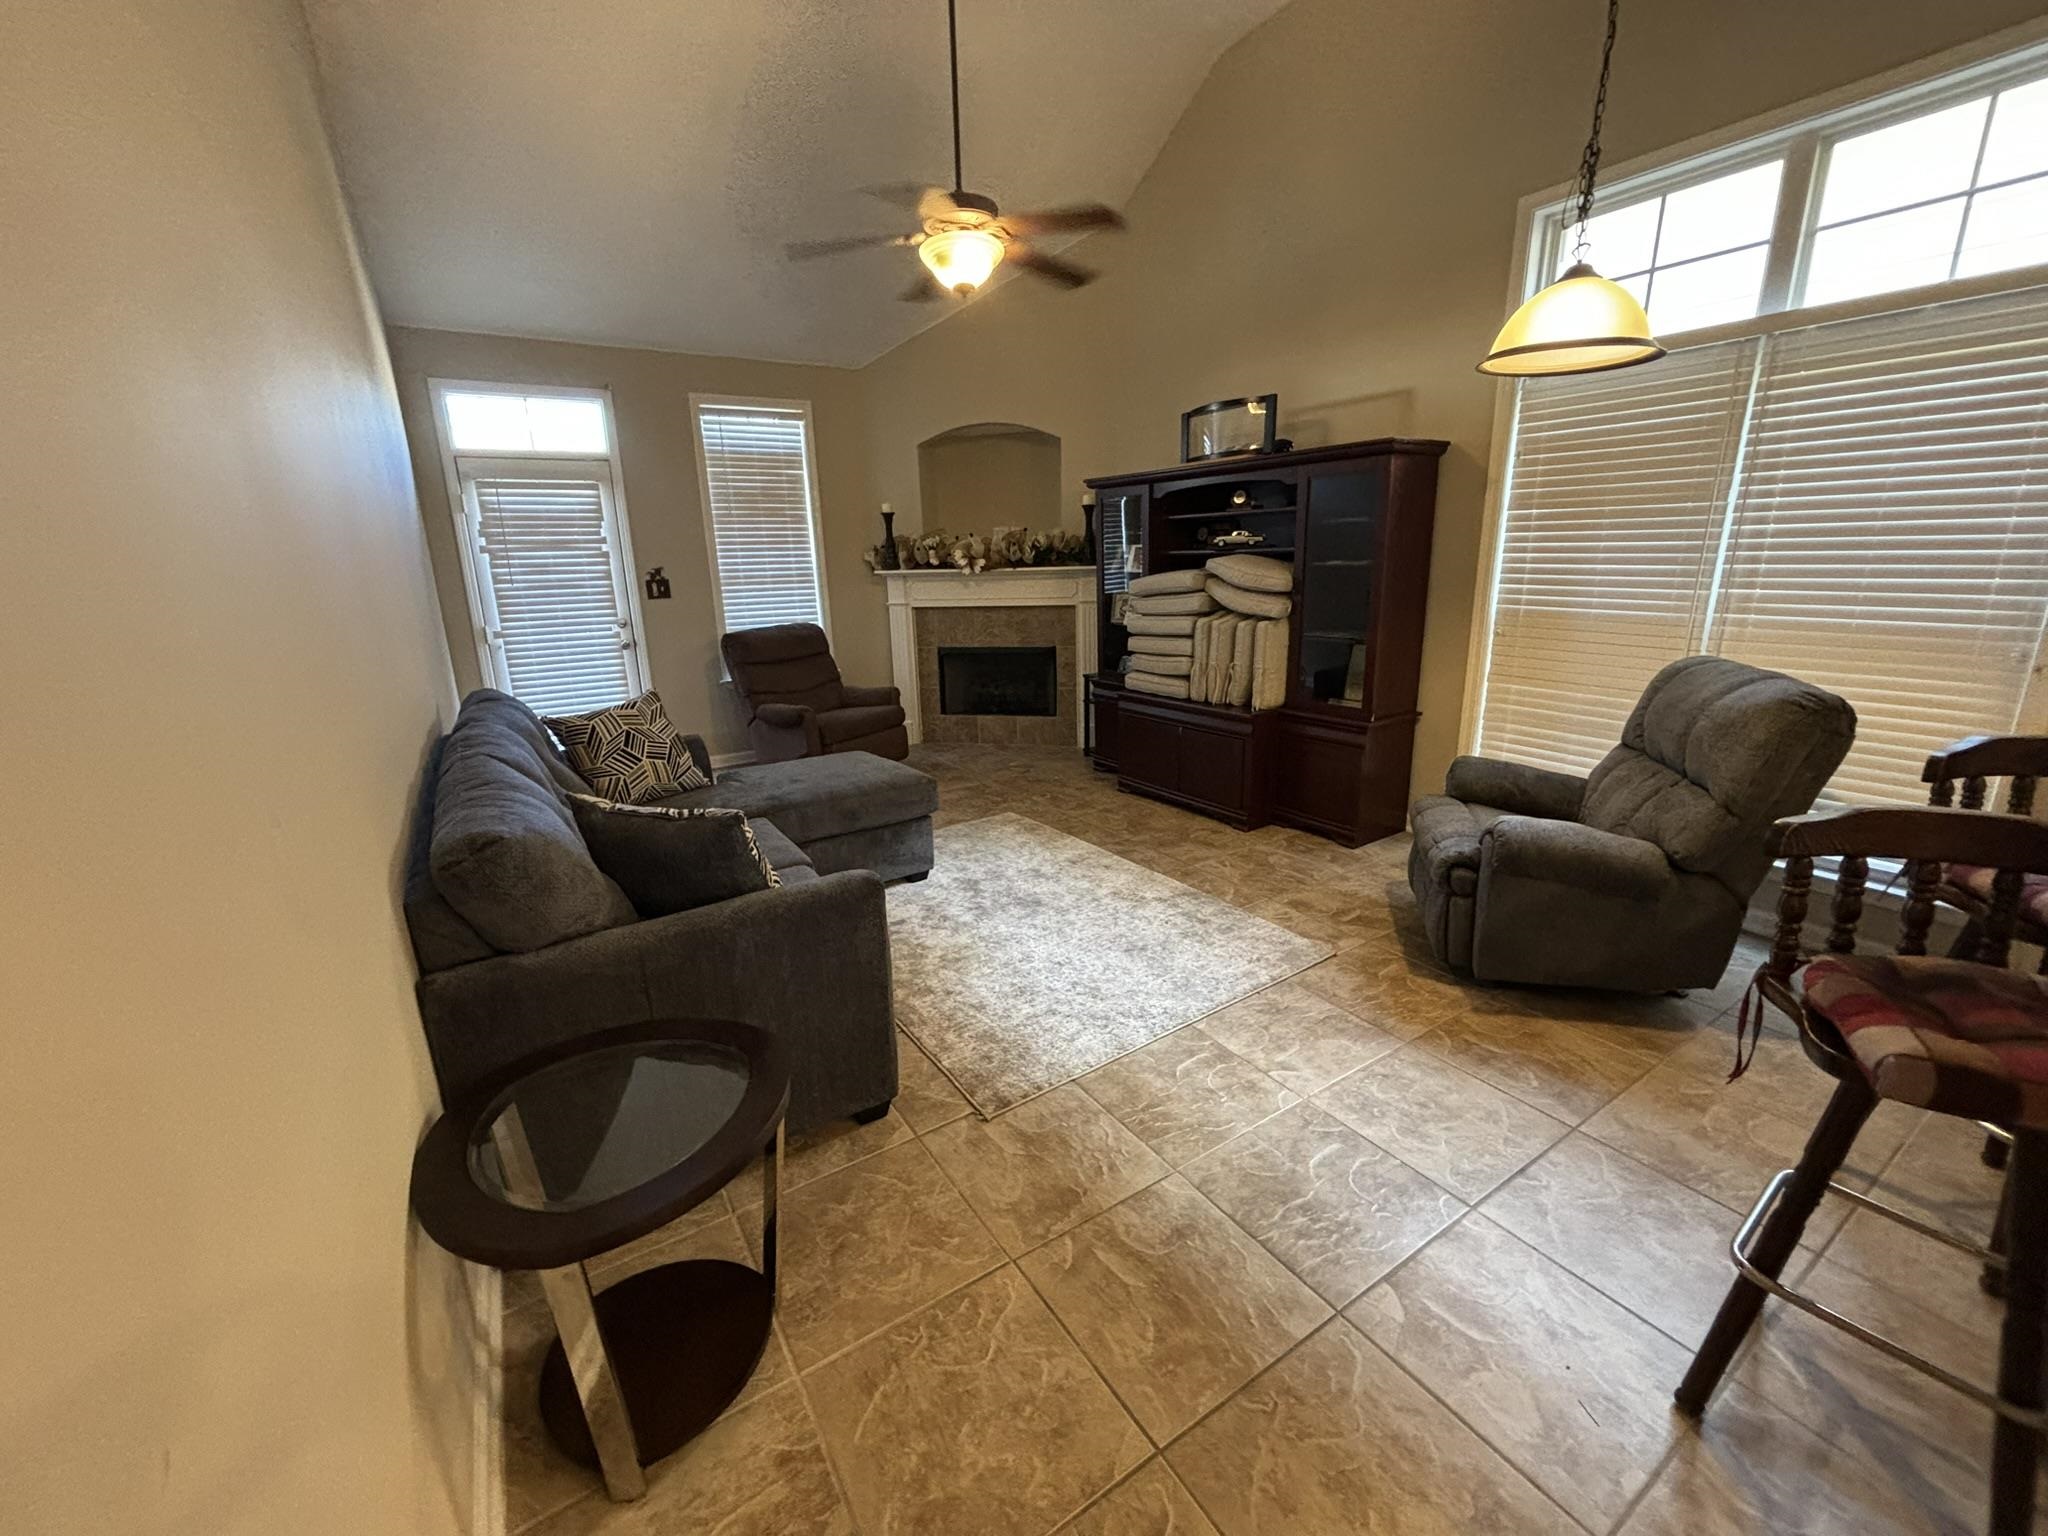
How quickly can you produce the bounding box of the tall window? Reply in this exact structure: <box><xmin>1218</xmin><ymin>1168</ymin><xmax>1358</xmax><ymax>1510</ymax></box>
<box><xmin>691</xmin><ymin>397</ymin><xmax>829</xmax><ymax>638</ymax></box>
<box><xmin>430</xmin><ymin>382</ymin><xmax>649</xmax><ymax>716</ymax></box>
<box><xmin>1474</xmin><ymin>40</ymin><xmax>2048</xmax><ymax>806</ymax></box>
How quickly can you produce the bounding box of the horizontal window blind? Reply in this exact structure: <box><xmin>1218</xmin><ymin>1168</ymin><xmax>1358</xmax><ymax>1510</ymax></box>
<box><xmin>695</xmin><ymin>404</ymin><xmax>826</xmax><ymax>633</ymax></box>
<box><xmin>1478</xmin><ymin>283</ymin><xmax>2048</xmax><ymax>804</ymax></box>
<box><xmin>1476</xmin><ymin>342</ymin><xmax>1753</xmax><ymax>774</ymax></box>
<box><xmin>1709</xmin><ymin>286</ymin><xmax>2048</xmax><ymax>803</ymax></box>
<box><xmin>469</xmin><ymin>474</ymin><xmax>636</xmax><ymax>716</ymax></box>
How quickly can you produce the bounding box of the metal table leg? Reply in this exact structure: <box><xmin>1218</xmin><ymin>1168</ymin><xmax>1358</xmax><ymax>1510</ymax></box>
<box><xmin>537</xmin><ymin>1261</ymin><xmax>646</xmax><ymax>1502</ymax></box>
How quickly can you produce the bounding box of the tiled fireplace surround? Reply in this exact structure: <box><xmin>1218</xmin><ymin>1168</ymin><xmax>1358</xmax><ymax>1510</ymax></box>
<box><xmin>879</xmin><ymin>568</ymin><xmax>1097</xmax><ymax>747</ymax></box>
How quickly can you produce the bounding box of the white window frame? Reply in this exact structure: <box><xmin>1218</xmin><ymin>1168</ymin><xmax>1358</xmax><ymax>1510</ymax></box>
<box><xmin>428</xmin><ymin>378</ymin><xmax>653</xmax><ymax>702</ymax></box>
<box><xmin>1464</xmin><ymin>17</ymin><xmax>2048</xmax><ymax>753</ymax></box>
<box><xmin>689</xmin><ymin>393</ymin><xmax>833</xmax><ymax>648</ymax></box>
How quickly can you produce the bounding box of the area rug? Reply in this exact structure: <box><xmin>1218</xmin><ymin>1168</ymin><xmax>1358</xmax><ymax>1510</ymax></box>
<box><xmin>886</xmin><ymin>812</ymin><xmax>1332</xmax><ymax>1117</ymax></box>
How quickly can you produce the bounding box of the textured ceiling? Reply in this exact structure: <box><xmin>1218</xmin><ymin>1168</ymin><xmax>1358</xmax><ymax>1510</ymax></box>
<box><xmin>305</xmin><ymin>0</ymin><xmax>1292</xmax><ymax>368</ymax></box>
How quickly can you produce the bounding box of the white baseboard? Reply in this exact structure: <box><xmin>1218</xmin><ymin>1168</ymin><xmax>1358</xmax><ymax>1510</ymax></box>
<box><xmin>470</xmin><ymin>1264</ymin><xmax>506</xmax><ymax>1536</ymax></box>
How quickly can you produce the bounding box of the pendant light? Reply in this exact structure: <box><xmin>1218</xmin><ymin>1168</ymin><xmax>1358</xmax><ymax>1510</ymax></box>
<box><xmin>1479</xmin><ymin>0</ymin><xmax>1665</xmax><ymax>376</ymax></box>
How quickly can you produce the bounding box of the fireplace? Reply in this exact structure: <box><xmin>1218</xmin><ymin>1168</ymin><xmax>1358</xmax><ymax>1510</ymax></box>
<box><xmin>938</xmin><ymin>646</ymin><xmax>1058</xmax><ymax>717</ymax></box>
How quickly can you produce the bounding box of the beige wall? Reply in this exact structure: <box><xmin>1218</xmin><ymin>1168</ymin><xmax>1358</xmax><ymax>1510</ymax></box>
<box><xmin>1</xmin><ymin>3</ymin><xmax>479</xmax><ymax>1533</ymax></box>
<box><xmin>386</xmin><ymin>328</ymin><xmax>887</xmax><ymax>756</ymax></box>
<box><xmin>916</xmin><ymin>426</ymin><xmax>1066</xmax><ymax>536</ymax></box>
<box><xmin>852</xmin><ymin>0</ymin><xmax>2048</xmax><ymax>801</ymax></box>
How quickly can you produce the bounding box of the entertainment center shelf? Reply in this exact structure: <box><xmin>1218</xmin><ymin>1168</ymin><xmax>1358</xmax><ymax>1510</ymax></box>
<box><xmin>1086</xmin><ymin>437</ymin><xmax>1447</xmax><ymax>846</ymax></box>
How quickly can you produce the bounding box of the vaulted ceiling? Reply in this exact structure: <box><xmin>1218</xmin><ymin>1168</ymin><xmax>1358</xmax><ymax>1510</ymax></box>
<box><xmin>304</xmin><ymin>0</ymin><xmax>1293</xmax><ymax>368</ymax></box>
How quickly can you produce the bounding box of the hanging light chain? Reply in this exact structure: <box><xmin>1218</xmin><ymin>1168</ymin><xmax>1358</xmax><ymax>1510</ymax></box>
<box><xmin>1571</xmin><ymin>0</ymin><xmax>1621</xmax><ymax>261</ymax></box>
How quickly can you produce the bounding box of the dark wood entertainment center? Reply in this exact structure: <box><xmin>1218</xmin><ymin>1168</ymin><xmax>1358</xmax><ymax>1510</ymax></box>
<box><xmin>1085</xmin><ymin>437</ymin><xmax>1446</xmax><ymax>846</ymax></box>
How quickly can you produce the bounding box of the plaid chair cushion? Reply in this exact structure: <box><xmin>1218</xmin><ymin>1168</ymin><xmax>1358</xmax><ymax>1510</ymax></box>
<box><xmin>1941</xmin><ymin>863</ymin><xmax>2048</xmax><ymax>932</ymax></box>
<box><xmin>1801</xmin><ymin>953</ymin><xmax>2048</xmax><ymax>1127</ymax></box>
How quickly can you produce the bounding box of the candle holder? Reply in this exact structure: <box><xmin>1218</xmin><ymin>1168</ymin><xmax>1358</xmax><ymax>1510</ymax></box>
<box><xmin>876</xmin><ymin>505</ymin><xmax>901</xmax><ymax>570</ymax></box>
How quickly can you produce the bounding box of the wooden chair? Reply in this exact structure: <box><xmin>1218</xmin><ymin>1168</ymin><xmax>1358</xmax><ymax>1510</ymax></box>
<box><xmin>1924</xmin><ymin>734</ymin><xmax>2048</xmax><ymax>966</ymax></box>
<box><xmin>1674</xmin><ymin>805</ymin><xmax>2048</xmax><ymax>1536</ymax></box>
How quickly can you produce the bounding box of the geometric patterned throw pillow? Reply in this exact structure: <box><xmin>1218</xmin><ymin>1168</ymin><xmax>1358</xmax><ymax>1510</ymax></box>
<box><xmin>542</xmin><ymin>690</ymin><xmax>711</xmax><ymax>805</ymax></box>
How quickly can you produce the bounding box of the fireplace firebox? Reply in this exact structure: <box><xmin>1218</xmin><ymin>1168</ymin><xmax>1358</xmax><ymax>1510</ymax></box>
<box><xmin>938</xmin><ymin>646</ymin><xmax>1058</xmax><ymax>717</ymax></box>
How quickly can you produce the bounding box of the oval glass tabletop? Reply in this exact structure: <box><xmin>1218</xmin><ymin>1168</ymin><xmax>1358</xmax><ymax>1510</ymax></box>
<box><xmin>469</xmin><ymin>1039</ymin><xmax>751</xmax><ymax>1212</ymax></box>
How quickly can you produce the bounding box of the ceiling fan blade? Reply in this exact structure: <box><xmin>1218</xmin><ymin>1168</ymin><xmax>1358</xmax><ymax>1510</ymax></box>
<box><xmin>898</xmin><ymin>274</ymin><xmax>944</xmax><ymax>303</ymax></box>
<box><xmin>998</xmin><ymin>204</ymin><xmax>1126</xmax><ymax>238</ymax></box>
<box><xmin>863</xmin><ymin>183</ymin><xmax>958</xmax><ymax>219</ymax></box>
<box><xmin>1009</xmin><ymin>245</ymin><xmax>1094</xmax><ymax>289</ymax></box>
<box><xmin>785</xmin><ymin>232</ymin><xmax>917</xmax><ymax>260</ymax></box>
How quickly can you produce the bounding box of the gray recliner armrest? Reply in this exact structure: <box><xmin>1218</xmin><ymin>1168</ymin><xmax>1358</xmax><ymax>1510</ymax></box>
<box><xmin>1446</xmin><ymin>754</ymin><xmax>1588</xmax><ymax>821</ymax></box>
<box><xmin>1480</xmin><ymin>814</ymin><xmax>1673</xmax><ymax>900</ymax></box>
<box><xmin>749</xmin><ymin>701</ymin><xmax>822</xmax><ymax>762</ymax></box>
<box><xmin>839</xmin><ymin>683</ymin><xmax>901</xmax><ymax>709</ymax></box>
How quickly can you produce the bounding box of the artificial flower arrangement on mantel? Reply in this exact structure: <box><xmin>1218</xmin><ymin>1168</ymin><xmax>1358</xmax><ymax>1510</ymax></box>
<box><xmin>865</xmin><ymin>524</ymin><xmax>1090</xmax><ymax>576</ymax></box>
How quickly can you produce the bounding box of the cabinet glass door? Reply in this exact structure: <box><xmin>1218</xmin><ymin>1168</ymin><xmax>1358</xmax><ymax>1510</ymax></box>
<box><xmin>1295</xmin><ymin>469</ymin><xmax>1385</xmax><ymax>711</ymax></box>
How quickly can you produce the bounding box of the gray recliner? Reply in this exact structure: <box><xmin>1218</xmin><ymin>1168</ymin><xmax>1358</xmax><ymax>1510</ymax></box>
<box><xmin>1408</xmin><ymin>656</ymin><xmax>1856</xmax><ymax>992</ymax></box>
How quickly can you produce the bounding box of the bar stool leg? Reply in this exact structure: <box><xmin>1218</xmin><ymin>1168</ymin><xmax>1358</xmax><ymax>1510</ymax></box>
<box><xmin>1990</xmin><ymin>1129</ymin><xmax>2048</xmax><ymax>1535</ymax></box>
<box><xmin>1676</xmin><ymin>1074</ymin><xmax>1878</xmax><ymax>1416</ymax></box>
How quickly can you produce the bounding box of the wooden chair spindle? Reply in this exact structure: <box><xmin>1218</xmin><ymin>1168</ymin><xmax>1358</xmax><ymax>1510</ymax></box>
<box><xmin>1772</xmin><ymin>854</ymin><xmax>1813</xmax><ymax>977</ymax></box>
<box><xmin>1827</xmin><ymin>855</ymin><xmax>1867</xmax><ymax>953</ymax></box>
<box><xmin>1930</xmin><ymin>776</ymin><xmax>1957</xmax><ymax>808</ymax></box>
<box><xmin>1900</xmin><ymin>858</ymin><xmax>1941</xmax><ymax>955</ymax></box>
<box><xmin>1962</xmin><ymin>774</ymin><xmax>1990</xmax><ymax>810</ymax></box>
<box><xmin>2012</xmin><ymin>775</ymin><xmax>2038</xmax><ymax>818</ymax></box>
<box><xmin>1984</xmin><ymin>867</ymin><xmax>2024</xmax><ymax>970</ymax></box>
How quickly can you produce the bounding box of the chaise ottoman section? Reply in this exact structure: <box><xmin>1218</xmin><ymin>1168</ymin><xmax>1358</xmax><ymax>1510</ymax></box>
<box><xmin>661</xmin><ymin>750</ymin><xmax>938</xmax><ymax>882</ymax></box>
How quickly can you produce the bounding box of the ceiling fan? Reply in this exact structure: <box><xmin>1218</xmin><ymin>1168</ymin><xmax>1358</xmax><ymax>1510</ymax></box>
<box><xmin>785</xmin><ymin>0</ymin><xmax>1125</xmax><ymax>302</ymax></box>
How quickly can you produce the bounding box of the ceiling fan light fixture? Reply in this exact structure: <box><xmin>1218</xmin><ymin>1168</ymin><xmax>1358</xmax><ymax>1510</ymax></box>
<box><xmin>1479</xmin><ymin>262</ymin><xmax>1665</xmax><ymax>375</ymax></box>
<box><xmin>918</xmin><ymin>226</ymin><xmax>1004</xmax><ymax>294</ymax></box>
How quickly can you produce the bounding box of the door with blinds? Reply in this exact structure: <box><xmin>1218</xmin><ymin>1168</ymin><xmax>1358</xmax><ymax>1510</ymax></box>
<box><xmin>458</xmin><ymin>458</ymin><xmax>646</xmax><ymax>717</ymax></box>
<box><xmin>1475</xmin><ymin>284</ymin><xmax>2048</xmax><ymax>804</ymax></box>
<box><xmin>692</xmin><ymin>400</ymin><xmax>828</xmax><ymax>637</ymax></box>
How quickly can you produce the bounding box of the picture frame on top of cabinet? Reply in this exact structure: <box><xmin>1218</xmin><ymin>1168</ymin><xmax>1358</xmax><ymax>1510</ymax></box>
<box><xmin>1180</xmin><ymin>395</ymin><xmax>1278</xmax><ymax>462</ymax></box>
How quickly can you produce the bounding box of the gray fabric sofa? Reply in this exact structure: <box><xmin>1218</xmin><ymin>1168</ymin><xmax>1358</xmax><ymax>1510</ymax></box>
<box><xmin>1408</xmin><ymin>657</ymin><xmax>1855</xmax><ymax>992</ymax></box>
<box><xmin>404</xmin><ymin>690</ymin><xmax>939</xmax><ymax>1131</ymax></box>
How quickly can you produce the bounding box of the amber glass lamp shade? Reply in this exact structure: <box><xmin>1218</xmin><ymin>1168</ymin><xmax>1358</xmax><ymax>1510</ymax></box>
<box><xmin>1479</xmin><ymin>262</ymin><xmax>1666</xmax><ymax>376</ymax></box>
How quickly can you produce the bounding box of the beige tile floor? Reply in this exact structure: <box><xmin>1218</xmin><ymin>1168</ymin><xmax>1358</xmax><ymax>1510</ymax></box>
<box><xmin>504</xmin><ymin>744</ymin><xmax>2010</xmax><ymax>1536</ymax></box>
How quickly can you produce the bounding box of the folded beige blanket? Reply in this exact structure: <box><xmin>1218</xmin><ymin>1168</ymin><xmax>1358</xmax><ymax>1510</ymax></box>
<box><xmin>1125</xmin><ymin>670</ymin><xmax>1191</xmax><ymax>700</ymax></box>
<box><xmin>1206</xmin><ymin>553</ymin><xmax>1294</xmax><ymax>593</ymax></box>
<box><xmin>1129</xmin><ymin>590</ymin><xmax>1220</xmax><ymax>617</ymax></box>
<box><xmin>1225</xmin><ymin>618</ymin><xmax>1256</xmax><ymax>706</ymax></box>
<box><xmin>1252</xmin><ymin>618</ymin><xmax>1288</xmax><ymax>709</ymax></box>
<box><xmin>1127</xmin><ymin>568</ymin><xmax>1209</xmax><ymax>596</ymax></box>
<box><xmin>1127</xmin><ymin>634</ymin><xmax>1194</xmax><ymax>656</ymax></box>
<box><xmin>1207</xmin><ymin>577</ymin><xmax>1293</xmax><ymax>620</ymax></box>
<box><xmin>1125</xmin><ymin>613</ymin><xmax>1199</xmax><ymax>637</ymax></box>
<box><xmin>1129</xmin><ymin>652</ymin><xmax>1194</xmax><ymax>677</ymax></box>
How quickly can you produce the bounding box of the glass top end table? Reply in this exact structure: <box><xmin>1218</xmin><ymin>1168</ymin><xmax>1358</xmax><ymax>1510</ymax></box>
<box><xmin>411</xmin><ymin>1019</ymin><xmax>790</xmax><ymax>1502</ymax></box>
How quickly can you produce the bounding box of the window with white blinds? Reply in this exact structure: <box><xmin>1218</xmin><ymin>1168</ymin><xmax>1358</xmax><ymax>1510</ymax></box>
<box><xmin>430</xmin><ymin>381</ymin><xmax>647</xmax><ymax>716</ymax></box>
<box><xmin>1475</xmin><ymin>284</ymin><xmax>2048</xmax><ymax>804</ymax></box>
<box><xmin>463</xmin><ymin>471</ymin><xmax>642</xmax><ymax>715</ymax></box>
<box><xmin>692</xmin><ymin>398</ymin><xmax>828</xmax><ymax>637</ymax></box>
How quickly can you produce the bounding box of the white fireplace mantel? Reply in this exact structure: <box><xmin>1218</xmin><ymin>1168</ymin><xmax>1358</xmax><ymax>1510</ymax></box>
<box><xmin>875</xmin><ymin>567</ymin><xmax>1098</xmax><ymax>746</ymax></box>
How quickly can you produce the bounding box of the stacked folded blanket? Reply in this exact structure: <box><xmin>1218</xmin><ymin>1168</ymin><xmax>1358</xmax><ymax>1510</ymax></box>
<box><xmin>1122</xmin><ymin>569</ymin><xmax>1211</xmax><ymax>697</ymax></box>
<box><xmin>1178</xmin><ymin>554</ymin><xmax>1293</xmax><ymax>709</ymax></box>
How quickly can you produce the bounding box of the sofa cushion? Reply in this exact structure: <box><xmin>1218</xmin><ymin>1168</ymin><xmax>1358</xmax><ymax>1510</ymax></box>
<box><xmin>429</xmin><ymin>703</ymin><xmax>637</xmax><ymax>953</ymax></box>
<box><xmin>1128</xmin><ymin>568</ymin><xmax>1210</xmax><ymax>596</ymax></box>
<box><xmin>1205</xmin><ymin>553</ymin><xmax>1294</xmax><ymax>593</ymax></box>
<box><xmin>1206</xmin><ymin>577</ymin><xmax>1292</xmax><ymax>619</ymax></box>
<box><xmin>747</xmin><ymin>817</ymin><xmax>813</xmax><ymax>876</ymax></box>
<box><xmin>569</xmin><ymin>794</ymin><xmax>779</xmax><ymax>917</ymax></box>
<box><xmin>1127</xmin><ymin>590</ymin><xmax>1219</xmax><ymax>616</ymax></box>
<box><xmin>661</xmin><ymin>751</ymin><xmax>939</xmax><ymax>846</ymax></box>
<box><xmin>818</xmin><ymin>702</ymin><xmax>907</xmax><ymax>746</ymax></box>
<box><xmin>543</xmin><ymin>690</ymin><xmax>712</xmax><ymax>806</ymax></box>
